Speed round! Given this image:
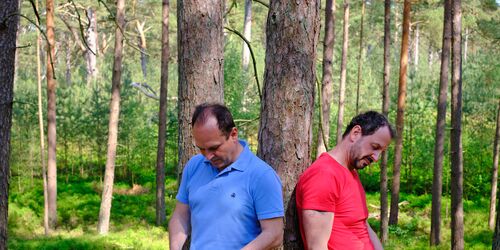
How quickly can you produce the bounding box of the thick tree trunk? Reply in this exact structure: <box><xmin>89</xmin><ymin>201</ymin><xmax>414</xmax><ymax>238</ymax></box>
<box><xmin>490</xmin><ymin>100</ymin><xmax>500</xmax><ymax>230</ymax></box>
<box><xmin>177</xmin><ymin>0</ymin><xmax>224</xmax><ymax>182</ymax></box>
<box><xmin>450</xmin><ymin>0</ymin><xmax>464</xmax><ymax>248</ymax></box>
<box><xmin>316</xmin><ymin>0</ymin><xmax>336</xmax><ymax>157</ymax></box>
<box><xmin>450</xmin><ymin>0</ymin><xmax>464</xmax><ymax>250</ymax></box>
<box><xmin>0</xmin><ymin>1</ymin><xmax>19</xmax><ymax>248</ymax></box>
<box><xmin>336</xmin><ymin>0</ymin><xmax>349</xmax><ymax>141</ymax></box>
<box><xmin>379</xmin><ymin>0</ymin><xmax>391</xmax><ymax>243</ymax></box>
<box><xmin>97</xmin><ymin>0</ymin><xmax>125</xmax><ymax>234</ymax></box>
<box><xmin>355</xmin><ymin>0</ymin><xmax>365</xmax><ymax>115</ymax></box>
<box><xmin>258</xmin><ymin>0</ymin><xmax>320</xmax><ymax>248</ymax></box>
<box><xmin>430</xmin><ymin>0</ymin><xmax>451</xmax><ymax>245</ymax></box>
<box><xmin>86</xmin><ymin>7</ymin><xmax>98</xmax><ymax>86</ymax></box>
<box><xmin>46</xmin><ymin>0</ymin><xmax>58</xmax><ymax>230</ymax></box>
<box><xmin>156</xmin><ymin>0</ymin><xmax>169</xmax><ymax>226</ymax></box>
<box><xmin>242</xmin><ymin>0</ymin><xmax>252</xmax><ymax>71</ymax></box>
<box><xmin>389</xmin><ymin>0</ymin><xmax>411</xmax><ymax>226</ymax></box>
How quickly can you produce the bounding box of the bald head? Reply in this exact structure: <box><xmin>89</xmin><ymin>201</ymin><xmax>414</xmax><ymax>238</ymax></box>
<box><xmin>191</xmin><ymin>103</ymin><xmax>236</xmax><ymax>138</ymax></box>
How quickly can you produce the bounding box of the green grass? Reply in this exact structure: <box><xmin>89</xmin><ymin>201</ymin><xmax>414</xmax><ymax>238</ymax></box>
<box><xmin>8</xmin><ymin>177</ymin><xmax>493</xmax><ymax>249</ymax></box>
<box><xmin>8</xmin><ymin>177</ymin><xmax>177</xmax><ymax>249</ymax></box>
<box><xmin>366</xmin><ymin>193</ymin><xmax>492</xmax><ymax>250</ymax></box>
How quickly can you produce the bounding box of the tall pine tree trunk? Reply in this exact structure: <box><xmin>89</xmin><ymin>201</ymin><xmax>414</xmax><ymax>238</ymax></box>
<box><xmin>336</xmin><ymin>0</ymin><xmax>349</xmax><ymax>141</ymax></box>
<box><xmin>177</xmin><ymin>0</ymin><xmax>224</xmax><ymax>182</ymax></box>
<box><xmin>490</xmin><ymin>99</ymin><xmax>500</xmax><ymax>230</ymax></box>
<box><xmin>355</xmin><ymin>0</ymin><xmax>365</xmax><ymax>114</ymax></box>
<box><xmin>450</xmin><ymin>0</ymin><xmax>464</xmax><ymax>248</ymax></box>
<box><xmin>0</xmin><ymin>1</ymin><xmax>20</xmax><ymax>247</ymax></box>
<box><xmin>389</xmin><ymin>0</ymin><xmax>411</xmax><ymax>226</ymax></box>
<box><xmin>156</xmin><ymin>0</ymin><xmax>169</xmax><ymax>226</ymax></box>
<box><xmin>86</xmin><ymin>7</ymin><xmax>98</xmax><ymax>86</ymax></box>
<box><xmin>258</xmin><ymin>0</ymin><xmax>320</xmax><ymax>248</ymax></box>
<box><xmin>317</xmin><ymin>0</ymin><xmax>336</xmax><ymax>157</ymax></box>
<box><xmin>46</xmin><ymin>0</ymin><xmax>58</xmax><ymax>230</ymax></box>
<box><xmin>379</xmin><ymin>0</ymin><xmax>391</xmax><ymax>243</ymax></box>
<box><xmin>242</xmin><ymin>0</ymin><xmax>252</xmax><ymax>71</ymax></box>
<box><xmin>97</xmin><ymin>0</ymin><xmax>125</xmax><ymax>234</ymax></box>
<box><xmin>36</xmin><ymin>0</ymin><xmax>50</xmax><ymax>234</ymax></box>
<box><xmin>430</xmin><ymin>0</ymin><xmax>451</xmax><ymax>245</ymax></box>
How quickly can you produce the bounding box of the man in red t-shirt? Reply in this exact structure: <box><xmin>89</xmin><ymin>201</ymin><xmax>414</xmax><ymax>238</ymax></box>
<box><xmin>296</xmin><ymin>111</ymin><xmax>395</xmax><ymax>250</ymax></box>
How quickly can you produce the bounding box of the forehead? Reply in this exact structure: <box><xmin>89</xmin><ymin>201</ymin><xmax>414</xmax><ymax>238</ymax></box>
<box><xmin>362</xmin><ymin>126</ymin><xmax>392</xmax><ymax>146</ymax></box>
<box><xmin>192</xmin><ymin>117</ymin><xmax>225</xmax><ymax>144</ymax></box>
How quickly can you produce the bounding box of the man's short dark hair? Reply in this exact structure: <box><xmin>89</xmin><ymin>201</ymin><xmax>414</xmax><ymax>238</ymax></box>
<box><xmin>342</xmin><ymin>111</ymin><xmax>395</xmax><ymax>139</ymax></box>
<box><xmin>191</xmin><ymin>103</ymin><xmax>236</xmax><ymax>138</ymax></box>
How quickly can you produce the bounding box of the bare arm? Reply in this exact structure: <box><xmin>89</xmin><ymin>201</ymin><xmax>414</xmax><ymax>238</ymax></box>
<box><xmin>168</xmin><ymin>202</ymin><xmax>190</xmax><ymax>250</ymax></box>
<box><xmin>242</xmin><ymin>217</ymin><xmax>284</xmax><ymax>250</ymax></box>
<box><xmin>302</xmin><ymin>210</ymin><xmax>334</xmax><ymax>250</ymax></box>
<box><xmin>367</xmin><ymin>221</ymin><xmax>383</xmax><ymax>250</ymax></box>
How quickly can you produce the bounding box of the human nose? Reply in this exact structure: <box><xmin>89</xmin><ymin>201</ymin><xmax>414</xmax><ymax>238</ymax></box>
<box><xmin>373</xmin><ymin>151</ymin><xmax>381</xmax><ymax>162</ymax></box>
<box><xmin>201</xmin><ymin>149</ymin><xmax>215</xmax><ymax>160</ymax></box>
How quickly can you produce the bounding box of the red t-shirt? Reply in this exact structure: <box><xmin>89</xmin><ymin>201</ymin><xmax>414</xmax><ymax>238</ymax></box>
<box><xmin>296</xmin><ymin>153</ymin><xmax>374</xmax><ymax>250</ymax></box>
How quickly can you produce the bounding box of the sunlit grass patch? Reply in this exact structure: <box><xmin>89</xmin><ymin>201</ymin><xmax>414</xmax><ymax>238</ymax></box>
<box><xmin>366</xmin><ymin>193</ymin><xmax>492</xmax><ymax>250</ymax></box>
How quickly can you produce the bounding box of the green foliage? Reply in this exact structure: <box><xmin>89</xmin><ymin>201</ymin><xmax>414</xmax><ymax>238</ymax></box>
<box><xmin>366</xmin><ymin>193</ymin><xmax>491</xmax><ymax>250</ymax></box>
<box><xmin>8</xmin><ymin>178</ymin><xmax>176</xmax><ymax>249</ymax></box>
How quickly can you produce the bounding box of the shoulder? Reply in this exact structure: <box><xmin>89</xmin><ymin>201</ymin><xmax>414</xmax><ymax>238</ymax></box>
<box><xmin>183</xmin><ymin>154</ymin><xmax>206</xmax><ymax>176</ymax></box>
<box><xmin>297</xmin><ymin>154</ymin><xmax>346</xmax><ymax>191</ymax></box>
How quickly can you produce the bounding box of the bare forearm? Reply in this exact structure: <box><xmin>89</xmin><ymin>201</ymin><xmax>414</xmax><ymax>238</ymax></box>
<box><xmin>168</xmin><ymin>204</ymin><xmax>190</xmax><ymax>250</ymax></box>
<box><xmin>241</xmin><ymin>230</ymin><xmax>282</xmax><ymax>250</ymax></box>
<box><xmin>367</xmin><ymin>222</ymin><xmax>383</xmax><ymax>250</ymax></box>
<box><xmin>168</xmin><ymin>218</ymin><xmax>189</xmax><ymax>250</ymax></box>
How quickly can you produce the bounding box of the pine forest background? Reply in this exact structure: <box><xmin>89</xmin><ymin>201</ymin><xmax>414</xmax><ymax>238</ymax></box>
<box><xmin>4</xmin><ymin>0</ymin><xmax>500</xmax><ymax>249</ymax></box>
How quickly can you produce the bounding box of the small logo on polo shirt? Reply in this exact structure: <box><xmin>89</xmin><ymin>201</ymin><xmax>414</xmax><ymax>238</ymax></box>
<box><xmin>231</xmin><ymin>193</ymin><xmax>236</xmax><ymax>198</ymax></box>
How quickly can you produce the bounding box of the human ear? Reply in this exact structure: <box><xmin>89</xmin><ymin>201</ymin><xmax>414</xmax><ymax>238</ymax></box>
<box><xmin>349</xmin><ymin>125</ymin><xmax>362</xmax><ymax>142</ymax></box>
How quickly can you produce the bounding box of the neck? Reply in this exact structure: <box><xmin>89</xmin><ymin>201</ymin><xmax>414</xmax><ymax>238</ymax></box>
<box><xmin>328</xmin><ymin>142</ymin><xmax>352</xmax><ymax>170</ymax></box>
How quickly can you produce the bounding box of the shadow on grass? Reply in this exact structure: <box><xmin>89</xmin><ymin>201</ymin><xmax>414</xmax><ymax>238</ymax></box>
<box><xmin>9</xmin><ymin>236</ymin><xmax>122</xmax><ymax>250</ymax></box>
<box><xmin>465</xmin><ymin>228</ymin><xmax>492</xmax><ymax>248</ymax></box>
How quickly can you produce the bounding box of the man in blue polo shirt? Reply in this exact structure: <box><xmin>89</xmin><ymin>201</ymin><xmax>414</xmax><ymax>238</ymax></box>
<box><xmin>168</xmin><ymin>103</ymin><xmax>284</xmax><ymax>250</ymax></box>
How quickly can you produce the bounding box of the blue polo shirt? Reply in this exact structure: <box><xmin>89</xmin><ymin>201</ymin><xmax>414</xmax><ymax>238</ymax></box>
<box><xmin>176</xmin><ymin>140</ymin><xmax>284</xmax><ymax>250</ymax></box>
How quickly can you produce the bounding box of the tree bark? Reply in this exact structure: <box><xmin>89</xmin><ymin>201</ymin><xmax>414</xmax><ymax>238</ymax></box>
<box><xmin>86</xmin><ymin>7</ymin><xmax>98</xmax><ymax>86</ymax></box>
<box><xmin>316</xmin><ymin>0</ymin><xmax>336</xmax><ymax>157</ymax></box>
<box><xmin>242</xmin><ymin>0</ymin><xmax>252</xmax><ymax>71</ymax></box>
<box><xmin>355</xmin><ymin>0</ymin><xmax>365</xmax><ymax>115</ymax></box>
<box><xmin>0</xmin><ymin>1</ymin><xmax>20</xmax><ymax>248</ymax></box>
<box><xmin>46</xmin><ymin>0</ymin><xmax>58</xmax><ymax>230</ymax></box>
<box><xmin>97</xmin><ymin>0</ymin><xmax>125</xmax><ymax>234</ymax></box>
<box><xmin>156</xmin><ymin>0</ymin><xmax>169</xmax><ymax>227</ymax></box>
<box><xmin>450</xmin><ymin>0</ymin><xmax>464</xmax><ymax>248</ymax></box>
<box><xmin>389</xmin><ymin>0</ymin><xmax>411</xmax><ymax>226</ymax></box>
<box><xmin>490</xmin><ymin>99</ymin><xmax>500</xmax><ymax>230</ymax></box>
<box><xmin>430</xmin><ymin>0</ymin><xmax>451</xmax><ymax>245</ymax></box>
<box><xmin>36</xmin><ymin>0</ymin><xmax>50</xmax><ymax>234</ymax></box>
<box><xmin>177</xmin><ymin>0</ymin><xmax>224</xmax><ymax>182</ymax></box>
<box><xmin>258</xmin><ymin>0</ymin><xmax>320</xmax><ymax>248</ymax></box>
<box><xmin>379</xmin><ymin>0</ymin><xmax>391</xmax><ymax>243</ymax></box>
<box><xmin>336</xmin><ymin>0</ymin><xmax>349</xmax><ymax>141</ymax></box>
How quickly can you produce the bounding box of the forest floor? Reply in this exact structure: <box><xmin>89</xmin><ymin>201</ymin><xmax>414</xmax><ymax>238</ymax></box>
<box><xmin>7</xmin><ymin>178</ymin><xmax>492</xmax><ymax>249</ymax></box>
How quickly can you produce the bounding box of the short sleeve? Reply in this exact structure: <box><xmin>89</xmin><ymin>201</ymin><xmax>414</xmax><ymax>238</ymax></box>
<box><xmin>176</xmin><ymin>161</ymin><xmax>191</xmax><ymax>204</ymax></box>
<box><xmin>252</xmin><ymin>169</ymin><xmax>285</xmax><ymax>220</ymax></box>
<box><xmin>297</xmin><ymin>168</ymin><xmax>339</xmax><ymax>212</ymax></box>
